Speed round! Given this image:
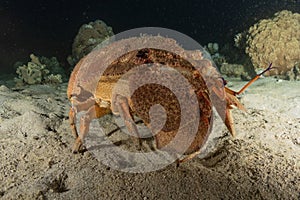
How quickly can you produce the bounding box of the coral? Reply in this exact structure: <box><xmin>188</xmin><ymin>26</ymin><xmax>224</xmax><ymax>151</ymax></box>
<box><xmin>15</xmin><ymin>56</ymin><xmax>48</xmax><ymax>85</ymax></box>
<box><xmin>204</xmin><ymin>42</ymin><xmax>226</xmax><ymax>68</ymax></box>
<box><xmin>67</xmin><ymin>20</ymin><xmax>114</xmax><ymax>66</ymax></box>
<box><xmin>206</xmin><ymin>42</ymin><xmax>219</xmax><ymax>54</ymax></box>
<box><xmin>15</xmin><ymin>54</ymin><xmax>63</xmax><ymax>86</ymax></box>
<box><xmin>220</xmin><ymin>63</ymin><xmax>252</xmax><ymax>80</ymax></box>
<box><xmin>211</xmin><ymin>53</ymin><xmax>226</xmax><ymax>68</ymax></box>
<box><xmin>39</xmin><ymin>56</ymin><xmax>66</xmax><ymax>78</ymax></box>
<box><xmin>234</xmin><ymin>31</ymin><xmax>247</xmax><ymax>49</ymax></box>
<box><xmin>245</xmin><ymin>10</ymin><xmax>300</xmax><ymax>77</ymax></box>
<box><xmin>44</xmin><ymin>74</ymin><xmax>63</xmax><ymax>84</ymax></box>
<box><xmin>286</xmin><ymin>63</ymin><xmax>300</xmax><ymax>81</ymax></box>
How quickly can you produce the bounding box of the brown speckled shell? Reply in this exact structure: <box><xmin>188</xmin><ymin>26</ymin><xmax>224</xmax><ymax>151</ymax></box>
<box><xmin>100</xmin><ymin>48</ymin><xmax>212</xmax><ymax>154</ymax></box>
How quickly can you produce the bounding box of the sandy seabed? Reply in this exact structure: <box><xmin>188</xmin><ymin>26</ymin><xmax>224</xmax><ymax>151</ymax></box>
<box><xmin>0</xmin><ymin>77</ymin><xmax>299</xmax><ymax>200</ymax></box>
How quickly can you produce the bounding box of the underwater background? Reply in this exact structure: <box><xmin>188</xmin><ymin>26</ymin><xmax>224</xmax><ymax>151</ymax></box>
<box><xmin>0</xmin><ymin>1</ymin><xmax>299</xmax><ymax>199</ymax></box>
<box><xmin>0</xmin><ymin>0</ymin><xmax>299</xmax><ymax>75</ymax></box>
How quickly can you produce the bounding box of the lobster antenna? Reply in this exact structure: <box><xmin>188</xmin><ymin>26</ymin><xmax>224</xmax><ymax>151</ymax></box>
<box><xmin>236</xmin><ymin>63</ymin><xmax>273</xmax><ymax>95</ymax></box>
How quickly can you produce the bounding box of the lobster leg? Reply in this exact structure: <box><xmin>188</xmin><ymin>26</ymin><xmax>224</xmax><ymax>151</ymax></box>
<box><xmin>72</xmin><ymin>105</ymin><xmax>97</xmax><ymax>153</ymax></box>
<box><xmin>114</xmin><ymin>95</ymin><xmax>141</xmax><ymax>147</ymax></box>
<box><xmin>70</xmin><ymin>96</ymin><xmax>112</xmax><ymax>153</ymax></box>
<box><xmin>176</xmin><ymin>149</ymin><xmax>202</xmax><ymax>165</ymax></box>
<box><xmin>69</xmin><ymin>107</ymin><xmax>78</xmax><ymax>139</ymax></box>
<box><xmin>69</xmin><ymin>97</ymin><xmax>96</xmax><ymax>138</ymax></box>
<box><xmin>224</xmin><ymin>108</ymin><xmax>235</xmax><ymax>137</ymax></box>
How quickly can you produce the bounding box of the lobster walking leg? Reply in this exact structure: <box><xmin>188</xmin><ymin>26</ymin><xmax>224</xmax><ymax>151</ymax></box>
<box><xmin>69</xmin><ymin>97</ymin><xmax>96</xmax><ymax>139</ymax></box>
<box><xmin>114</xmin><ymin>95</ymin><xmax>141</xmax><ymax>147</ymax></box>
<box><xmin>70</xmin><ymin>97</ymin><xmax>112</xmax><ymax>153</ymax></box>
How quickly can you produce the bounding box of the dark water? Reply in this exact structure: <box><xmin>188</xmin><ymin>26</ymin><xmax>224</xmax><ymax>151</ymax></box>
<box><xmin>0</xmin><ymin>0</ymin><xmax>299</xmax><ymax>73</ymax></box>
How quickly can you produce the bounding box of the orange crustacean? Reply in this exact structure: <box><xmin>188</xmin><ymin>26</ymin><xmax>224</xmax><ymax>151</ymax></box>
<box><xmin>67</xmin><ymin>35</ymin><xmax>272</xmax><ymax>163</ymax></box>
